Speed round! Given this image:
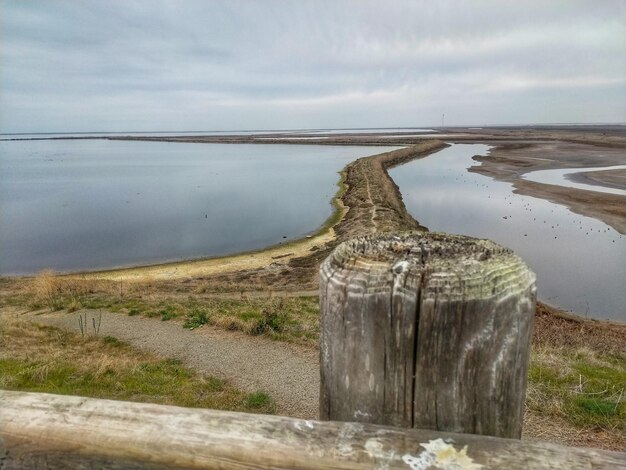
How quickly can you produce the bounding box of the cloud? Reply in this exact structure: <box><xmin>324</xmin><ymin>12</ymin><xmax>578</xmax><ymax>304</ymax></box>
<box><xmin>1</xmin><ymin>0</ymin><xmax>624</xmax><ymax>132</ymax></box>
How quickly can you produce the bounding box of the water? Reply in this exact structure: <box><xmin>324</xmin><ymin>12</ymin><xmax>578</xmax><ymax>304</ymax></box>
<box><xmin>523</xmin><ymin>165</ymin><xmax>626</xmax><ymax>196</ymax></box>
<box><xmin>389</xmin><ymin>144</ymin><xmax>626</xmax><ymax>321</ymax></box>
<box><xmin>0</xmin><ymin>128</ymin><xmax>435</xmax><ymax>140</ymax></box>
<box><xmin>281</xmin><ymin>128</ymin><xmax>436</xmax><ymax>135</ymax></box>
<box><xmin>0</xmin><ymin>139</ymin><xmax>400</xmax><ymax>274</ymax></box>
<box><xmin>257</xmin><ymin>134</ymin><xmax>464</xmax><ymax>141</ymax></box>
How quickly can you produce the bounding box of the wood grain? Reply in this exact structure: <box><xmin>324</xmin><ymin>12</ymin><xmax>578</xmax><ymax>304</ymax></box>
<box><xmin>1</xmin><ymin>391</ymin><xmax>623</xmax><ymax>469</ymax></box>
<box><xmin>320</xmin><ymin>232</ymin><xmax>536</xmax><ymax>438</ymax></box>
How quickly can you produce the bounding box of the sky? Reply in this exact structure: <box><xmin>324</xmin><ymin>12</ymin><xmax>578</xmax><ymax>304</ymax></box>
<box><xmin>1</xmin><ymin>0</ymin><xmax>625</xmax><ymax>133</ymax></box>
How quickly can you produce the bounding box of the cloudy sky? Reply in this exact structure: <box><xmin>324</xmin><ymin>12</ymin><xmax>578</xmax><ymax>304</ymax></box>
<box><xmin>1</xmin><ymin>0</ymin><xmax>624</xmax><ymax>133</ymax></box>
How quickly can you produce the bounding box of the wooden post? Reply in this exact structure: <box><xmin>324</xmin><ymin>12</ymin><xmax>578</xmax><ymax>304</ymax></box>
<box><xmin>319</xmin><ymin>231</ymin><xmax>536</xmax><ymax>439</ymax></box>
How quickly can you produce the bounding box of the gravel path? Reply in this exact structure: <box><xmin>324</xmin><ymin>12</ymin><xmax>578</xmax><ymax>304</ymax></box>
<box><xmin>25</xmin><ymin>309</ymin><xmax>320</xmax><ymax>419</ymax></box>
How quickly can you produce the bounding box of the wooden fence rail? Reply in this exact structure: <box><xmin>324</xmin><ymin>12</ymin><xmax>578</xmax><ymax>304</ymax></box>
<box><xmin>0</xmin><ymin>391</ymin><xmax>624</xmax><ymax>469</ymax></box>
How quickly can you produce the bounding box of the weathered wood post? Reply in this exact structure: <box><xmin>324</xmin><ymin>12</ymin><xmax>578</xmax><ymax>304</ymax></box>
<box><xmin>319</xmin><ymin>231</ymin><xmax>536</xmax><ymax>438</ymax></box>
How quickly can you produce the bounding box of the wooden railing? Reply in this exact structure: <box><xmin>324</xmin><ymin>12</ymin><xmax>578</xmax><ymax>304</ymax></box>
<box><xmin>1</xmin><ymin>391</ymin><xmax>624</xmax><ymax>469</ymax></box>
<box><xmin>1</xmin><ymin>232</ymin><xmax>624</xmax><ymax>468</ymax></box>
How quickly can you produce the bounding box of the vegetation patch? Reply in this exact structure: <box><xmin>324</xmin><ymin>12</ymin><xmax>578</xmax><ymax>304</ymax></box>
<box><xmin>2</xmin><ymin>260</ymin><xmax>624</xmax><ymax>449</ymax></box>
<box><xmin>245</xmin><ymin>391</ymin><xmax>273</xmax><ymax>410</ymax></box>
<box><xmin>178</xmin><ymin>297</ymin><xmax>318</xmax><ymax>344</ymax></box>
<box><xmin>0</xmin><ymin>315</ymin><xmax>275</xmax><ymax>414</ymax></box>
<box><xmin>525</xmin><ymin>345</ymin><xmax>625</xmax><ymax>449</ymax></box>
<box><xmin>183</xmin><ymin>308</ymin><xmax>210</xmax><ymax>329</ymax></box>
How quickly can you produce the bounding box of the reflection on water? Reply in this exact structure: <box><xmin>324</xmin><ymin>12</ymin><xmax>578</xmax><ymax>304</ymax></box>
<box><xmin>522</xmin><ymin>165</ymin><xmax>626</xmax><ymax>196</ymax></box>
<box><xmin>390</xmin><ymin>144</ymin><xmax>625</xmax><ymax>321</ymax></box>
<box><xmin>0</xmin><ymin>139</ymin><xmax>400</xmax><ymax>274</ymax></box>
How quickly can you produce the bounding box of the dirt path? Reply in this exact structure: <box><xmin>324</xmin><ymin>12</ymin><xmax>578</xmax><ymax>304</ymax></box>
<box><xmin>364</xmin><ymin>175</ymin><xmax>378</xmax><ymax>232</ymax></box>
<box><xmin>20</xmin><ymin>308</ymin><xmax>320</xmax><ymax>419</ymax></box>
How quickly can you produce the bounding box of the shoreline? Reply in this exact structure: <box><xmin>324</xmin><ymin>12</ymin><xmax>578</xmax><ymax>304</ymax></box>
<box><xmin>566</xmin><ymin>167</ymin><xmax>626</xmax><ymax>191</ymax></box>
<box><xmin>3</xmin><ymin>131</ymin><xmax>624</xmax><ymax>321</ymax></box>
<box><xmin>55</xmin><ymin>141</ymin><xmax>447</xmax><ymax>282</ymax></box>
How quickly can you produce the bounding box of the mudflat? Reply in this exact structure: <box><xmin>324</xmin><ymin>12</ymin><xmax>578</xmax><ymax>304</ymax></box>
<box><xmin>568</xmin><ymin>168</ymin><xmax>626</xmax><ymax>191</ymax></box>
<box><xmin>469</xmin><ymin>141</ymin><xmax>626</xmax><ymax>234</ymax></box>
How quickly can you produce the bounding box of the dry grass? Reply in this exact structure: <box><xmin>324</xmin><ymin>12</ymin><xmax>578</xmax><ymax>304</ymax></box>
<box><xmin>0</xmin><ymin>313</ymin><xmax>275</xmax><ymax>413</ymax></box>
<box><xmin>4</xmin><ymin>273</ymin><xmax>625</xmax><ymax>450</ymax></box>
<box><xmin>524</xmin><ymin>345</ymin><xmax>625</xmax><ymax>451</ymax></box>
<box><xmin>522</xmin><ymin>304</ymin><xmax>626</xmax><ymax>450</ymax></box>
<box><xmin>522</xmin><ymin>413</ymin><xmax>623</xmax><ymax>451</ymax></box>
<box><xmin>29</xmin><ymin>270</ymin><xmax>109</xmax><ymax>311</ymax></box>
<box><xmin>32</xmin><ymin>269</ymin><xmax>76</xmax><ymax>310</ymax></box>
<box><xmin>180</xmin><ymin>296</ymin><xmax>319</xmax><ymax>345</ymax></box>
<box><xmin>533</xmin><ymin>302</ymin><xmax>625</xmax><ymax>357</ymax></box>
<box><xmin>336</xmin><ymin>143</ymin><xmax>446</xmax><ymax>239</ymax></box>
<box><xmin>12</xmin><ymin>272</ymin><xmax>322</xmax><ymax>346</ymax></box>
<box><xmin>8</xmin><ymin>271</ymin><xmax>162</xmax><ymax>313</ymax></box>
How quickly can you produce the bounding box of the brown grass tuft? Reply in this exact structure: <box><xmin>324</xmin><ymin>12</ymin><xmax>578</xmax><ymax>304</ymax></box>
<box><xmin>32</xmin><ymin>269</ymin><xmax>65</xmax><ymax>310</ymax></box>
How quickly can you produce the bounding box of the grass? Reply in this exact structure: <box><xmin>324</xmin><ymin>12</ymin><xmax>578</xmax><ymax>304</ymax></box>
<box><xmin>0</xmin><ymin>315</ymin><xmax>275</xmax><ymax>414</ymax></box>
<box><xmin>183</xmin><ymin>308</ymin><xmax>209</xmax><ymax>329</ymax></box>
<box><xmin>525</xmin><ymin>345</ymin><xmax>625</xmax><ymax>449</ymax></box>
<box><xmin>0</xmin><ymin>273</ymin><xmax>320</xmax><ymax>345</ymax></box>
<box><xmin>245</xmin><ymin>391</ymin><xmax>273</xmax><ymax>409</ymax></box>
<box><xmin>2</xmin><ymin>273</ymin><xmax>625</xmax><ymax>449</ymax></box>
<box><xmin>178</xmin><ymin>297</ymin><xmax>317</xmax><ymax>344</ymax></box>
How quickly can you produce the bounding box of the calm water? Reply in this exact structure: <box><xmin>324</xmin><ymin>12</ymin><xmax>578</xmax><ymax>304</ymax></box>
<box><xmin>0</xmin><ymin>139</ymin><xmax>400</xmax><ymax>274</ymax></box>
<box><xmin>0</xmin><ymin>128</ymin><xmax>435</xmax><ymax>140</ymax></box>
<box><xmin>390</xmin><ymin>144</ymin><xmax>626</xmax><ymax>321</ymax></box>
<box><xmin>257</xmin><ymin>134</ymin><xmax>463</xmax><ymax>141</ymax></box>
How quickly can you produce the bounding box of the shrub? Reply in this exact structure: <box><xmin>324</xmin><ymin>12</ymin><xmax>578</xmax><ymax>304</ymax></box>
<box><xmin>103</xmin><ymin>336</ymin><xmax>123</xmax><ymax>346</ymax></box>
<box><xmin>183</xmin><ymin>309</ymin><xmax>209</xmax><ymax>329</ymax></box>
<box><xmin>66</xmin><ymin>298</ymin><xmax>82</xmax><ymax>313</ymax></box>
<box><xmin>32</xmin><ymin>270</ymin><xmax>64</xmax><ymax>311</ymax></box>
<box><xmin>160</xmin><ymin>308</ymin><xmax>174</xmax><ymax>321</ymax></box>
<box><xmin>245</xmin><ymin>391</ymin><xmax>273</xmax><ymax>410</ymax></box>
<box><xmin>249</xmin><ymin>301</ymin><xmax>287</xmax><ymax>336</ymax></box>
